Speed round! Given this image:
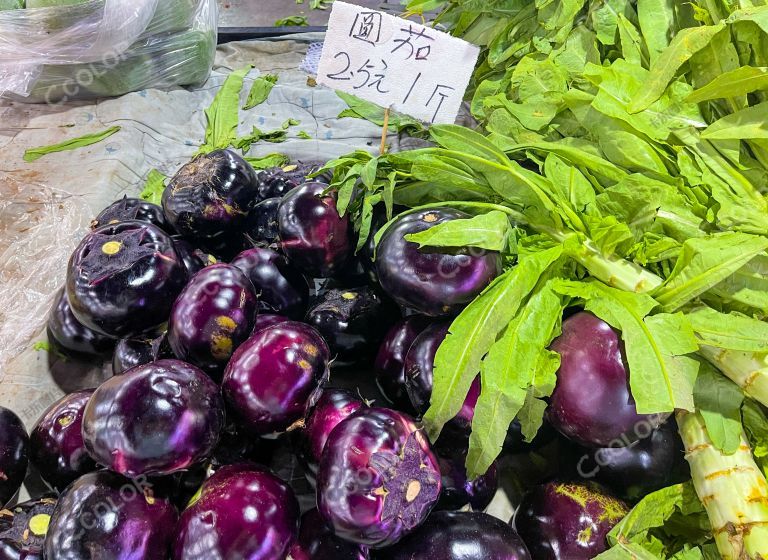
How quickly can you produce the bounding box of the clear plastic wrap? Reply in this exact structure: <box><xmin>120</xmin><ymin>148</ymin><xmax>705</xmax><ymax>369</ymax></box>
<box><xmin>0</xmin><ymin>0</ymin><xmax>217</xmax><ymax>102</ymax></box>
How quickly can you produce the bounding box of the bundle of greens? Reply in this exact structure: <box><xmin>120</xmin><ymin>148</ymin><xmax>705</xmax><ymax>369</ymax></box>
<box><xmin>321</xmin><ymin>0</ymin><xmax>768</xmax><ymax>557</ymax></box>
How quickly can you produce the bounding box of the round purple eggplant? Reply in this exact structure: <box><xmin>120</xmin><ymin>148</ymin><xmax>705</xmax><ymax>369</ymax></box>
<box><xmin>0</xmin><ymin>407</ymin><xmax>28</xmax><ymax>508</ymax></box>
<box><xmin>47</xmin><ymin>289</ymin><xmax>115</xmax><ymax>356</ymax></box>
<box><xmin>256</xmin><ymin>162</ymin><xmax>327</xmax><ymax>200</ymax></box>
<box><xmin>82</xmin><ymin>359</ymin><xmax>225</xmax><ymax>477</ymax></box>
<box><xmin>167</xmin><ymin>264</ymin><xmax>258</xmax><ymax>377</ymax></box>
<box><xmin>435</xmin><ymin>451</ymin><xmax>498</xmax><ymax>512</ymax></box>
<box><xmin>222</xmin><ymin>322</ymin><xmax>330</xmax><ymax>435</ymax></box>
<box><xmin>91</xmin><ymin>196</ymin><xmax>172</xmax><ymax>233</ymax></box>
<box><xmin>44</xmin><ymin>470</ymin><xmax>178</xmax><ymax>560</ymax></box>
<box><xmin>231</xmin><ymin>248</ymin><xmax>310</xmax><ymax>319</ymax></box>
<box><xmin>317</xmin><ymin>407</ymin><xmax>441</xmax><ymax>548</ymax></box>
<box><xmin>547</xmin><ymin>312</ymin><xmax>668</xmax><ymax>448</ymax></box>
<box><xmin>30</xmin><ymin>390</ymin><xmax>96</xmax><ymax>492</ymax></box>
<box><xmin>111</xmin><ymin>335</ymin><xmax>174</xmax><ymax>375</ymax></box>
<box><xmin>512</xmin><ymin>482</ymin><xmax>628</xmax><ymax>560</ymax></box>
<box><xmin>504</xmin><ymin>418</ymin><xmax>558</xmax><ymax>454</ymax></box>
<box><xmin>278</xmin><ymin>182</ymin><xmax>352</xmax><ymax>278</ymax></box>
<box><xmin>403</xmin><ymin>321</ymin><xmax>450</xmax><ymax>415</ymax></box>
<box><xmin>293</xmin><ymin>389</ymin><xmax>366</xmax><ymax>485</ymax></box>
<box><xmin>0</xmin><ymin>495</ymin><xmax>56</xmax><ymax>560</ymax></box>
<box><xmin>288</xmin><ymin>508</ymin><xmax>369</xmax><ymax>560</ymax></box>
<box><xmin>374</xmin><ymin>316</ymin><xmax>432</xmax><ymax>412</ymax></box>
<box><xmin>305</xmin><ymin>286</ymin><xmax>401</xmax><ymax>365</ymax></box>
<box><xmin>173</xmin><ymin>463</ymin><xmax>299</xmax><ymax>560</ymax></box>
<box><xmin>173</xmin><ymin>238</ymin><xmax>216</xmax><ymax>277</ymax></box>
<box><xmin>567</xmin><ymin>419</ymin><xmax>688</xmax><ymax>502</ymax></box>
<box><xmin>375</xmin><ymin>209</ymin><xmax>501</xmax><ymax>316</ymax></box>
<box><xmin>253</xmin><ymin>313</ymin><xmax>289</xmax><ymax>333</ymax></box>
<box><xmin>377</xmin><ymin>511</ymin><xmax>531</xmax><ymax>560</ymax></box>
<box><xmin>162</xmin><ymin>149</ymin><xmax>259</xmax><ymax>240</ymax></box>
<box><xmin>244</xmin><ymin>197</ymin><xmax>281</xmax><ymax>246</ymax></box>
<box><xmin>66</xmin><ymin>221</ymin><xmax>187</xmax><ymax>338</ymax></box>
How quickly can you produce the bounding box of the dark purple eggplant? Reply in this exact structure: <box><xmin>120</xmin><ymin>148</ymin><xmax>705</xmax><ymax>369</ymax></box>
<box><xmin>512</xmin><ymin>482</ymin><xmax>628</xmax><ymax>560</ymax></box>
<box><xmin>45</xmin><ymin>470</ymin><xmax>178</xmax><ymax>560</ymax></box>
<box><xmin>111</xmin><ymin>334</ymin><xmax>173</xmax><ymax>375</ymax></box>
<box><xmin>566</xmin><ymin>419</ymin><xmax>688</xmax><ymax>502</ymax></box>
<box><xmin>47</xmin><ymin>289</ymin><xmax>115</xmax><ymax>356</ymax></box>
<box><xmin>278</xmin><ymin>182</ymin><xmax>352</xmax><ymax>278</ymax></box>
<box><xmin>30</xmin><ymin>390</ymin><xmax>96</xmax><ymax>492</ymax></box>
<box><xmin>377</xmin><ymin>511</ymin><xmax>531</xmax><ymax>560</ymax></box>
<box><xmin>288</xmin><ymin>508</ymin><xmax>369</xmax><ymax>560</ymax></box>
<box><xmin>375</xmin><ymin>209</ymin><xmax>501</xmax><ymax>316</ymax></box>
<box><xmin>256</xmin><ymin>162</ymin><xmax>327</xmax><ymax>200</ymax></box>
<box><xmin>293</xmin><ymin>389</ymin><xmax>366</xmax><ymax>485</ymax></box>
<box><xmin>243</xmin><ymin>197</ymin><xmax>281</xmax><ymax>246</ymax></box>
<box><xmin>504</xmin><ymin>418</ymin><xmax>558</xmax><ymax>454</ymax></box>
<box><xmin>403</xmin><ymin>321</ymin><xmax>450</xmax><ymax>416</ymax></box>
<box><xmin>222</xmin><ymin>322</ymin><xmax>330</xmax><ymax>435</ymax></box>
<box><xmin>0</xmin><ymin>407</ymin><xmax>28</xmax><ymax>508</ymax></box>
<box><xmin>0</xmin><ymin>495</ymin><xmax>56</xmax><ymax>560</ymax></box>
<box><xmin>435</xmin><ymin>451</ymin><xmax>498</xmax><ymax>512</ymax></box>
<box><xmin>173</xmin><ymin>463</ymin><xmax>299</xmax><ymax>560</ymax></box>
<box><xmin>252</xmin><ymin>313</ymin><xmax>289</xmax><ymax>333</ymax></box>
<box><xmin>305</xmin><ymin>286</ymin><xmax>401</xmax><ymax>366</ymax></box>
<box><xmin>317</xmin><ymin>407</ymin><xmax>441</xmax><ymax>548</ymax></box>
<box><xmin>374</xmin><ymin>316</ymin><xmax>432</xmax><ymax>412</ymax></box>
<box><xmin>162</xmin><ymin>149</ymin><xmax>259</xmax><ymax>240</ymax></box>
<box><xmin>230</xmin><ymin>248</ymin><xmax>310</xmax><ymax>319</ymax></box>
<box><xmin>66</xmin><ymin>221</ymin><xmax>187</xmax><ymax>338</ymax></box>
<box><xmin>548</xmin><ymin>312</ymin><xmax>668</xmax><ymax>448</ymax></box>
<box><xmin>82</xmin><ymin>359</ymin><xmax>225</xmax><ymax>477</ymax></box>
<box><xmin>167</xmin><ymin>264</ymin><xmax>258</xmax><ymax>378</ymax></box>
<box><xmin>173</xmin><ymin>238</ymin><xmax>216</xmax><ymax>277</ymax></box>
<box><xmin>91</xmin><ymin>196</ymin><xmax>172</xmax><ymax>233</ymax></box>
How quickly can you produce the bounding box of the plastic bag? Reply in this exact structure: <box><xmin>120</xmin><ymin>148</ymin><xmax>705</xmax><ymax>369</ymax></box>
<box><xmin>0</xmin><ymin>0</ymin><xmax>217</xmax><ymax>102</ymax></box>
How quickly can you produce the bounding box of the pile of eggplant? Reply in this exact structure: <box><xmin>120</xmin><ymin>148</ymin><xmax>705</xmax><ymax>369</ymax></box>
<box><xmin>0</xmin><ymin>149</ymin><xmax>687</xmax><ymax>559</ymax></box>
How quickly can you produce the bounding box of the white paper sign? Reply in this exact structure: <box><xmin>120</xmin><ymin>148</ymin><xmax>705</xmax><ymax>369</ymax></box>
<box><xmin>316</xmin><ymin>2</ymin><xmax>480</xmax><ymax>124</ymax></box>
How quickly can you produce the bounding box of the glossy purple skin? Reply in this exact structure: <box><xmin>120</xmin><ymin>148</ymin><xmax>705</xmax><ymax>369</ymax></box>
<box><xmin>513</xmin><ymin>482</ymin><xmax>628</xmax><ymax>560</ymax></box>
<box><xmin>374</xmin><ymin>316</ymin><xmax>432</xmax><ymax>412</ymax></box>
<box><xmin>0</xmin><ymin>407</ymin><xmax>28</xmax><ymax>508</ymax></box>
<box><xmin>47</xmin><ymin>289</ymin><xmax>115</xmax><ymax>356</ymax></box>
<box><xmin>403</xmin><ymin>322</ymin><xmax>450</xmax><ymax>415</ymax></box>
<box><xmin>568</xmin><ymin>419</ymin><xmax>688</xmax><ymax>502</ymax></box>
<box><xmin>294</xmin><ymin>389</ymin><xmax>366</xmax><ymax>485</ymax></box>
<box><xmin>548</xmin><ymin>312</ymin><xmax>668</xmax><ymax>448</ymax></box>
<box><xmin>231</xmin><ymin>248</ymin><xmax>310</xmax><ymax>319</ymax></box>
<box><xmin>30</xmin><ymin>390</ymin><xmax>96</xmax><ymax>492</ymax></box>
<box><xmin>222</xmin><ymin>322</ymin><xmax>330</xmax><ymax>435</ymax></box>
<box><xmin>288</xmin><ymin>508</ymin><xmax>369</xmax><ymax>560</ymax></box>
<box><xmin>45</xmin><ymin>470</ymin><xmax>178</xmax><ymax>560</ymax></box>
<box><xmin>167</xmin><ymin>264</ymin><xmax>258</xmax><ymax>377</ymax></box>
<box><xmin>376</xmin><ymin>209</ymin><xmax>501</xmax><ymax>316</ymax></box>
<box><xmin>82</xmin><ymin>359</ymin><xmax>225</xmax><ymax>477</ymax></box>
<box><xmin>256</xmin><ymin>162</ymin><xmax>328</xmax><ymax>201</ymax></box>
<box><xmin>162</xmin><ymin>149</ymin><xmax>259</xmax><ymax>239</ymax></box>
<box><xmin>436</xmin><ymin>452</ymin><xmax>498</xmax><ymax>512</ymax></box>
<box><xmin>252</xmin><ymin>313</ymin><xmax>289</xmax><ymax>333</ymax></box>
<box><xmin>244</xmin><ymin>197</ymin><xmax>281</xmax><ymax>246</ymax></box>
<box><xmin>91</xmin><ymin>196</ymin><xmax>172</xmax><ymax>233</ymax></box>
<box><xmin>173</xmin><ymin>238</ymin><xmax>216</xmax><ymax>277</ymax></box>
<box><xmin>0</xmin><ymin>495</ymin><xmax>56</xmax><ymax>560</ymax></box>
<box><xmin>278</xmin><ymin>182</ymin><xmax>352</xmax><ymax>278</ymax></box>
<box><xmin>173</xmin><ymin>464</ymin><xmax>299</xmax><ymax>560</ymax></box>
<box><xmin>379</xmin><ymin>511</ymin><xmax>531</xmax><ymax>560</ymax></box>
<box><xmin>111</xmin><ymin>336</ymin><xmax>168</xmax><ymax>375</ymax></box>
<box><xmin>317</xmin><ymin>407</ymin><xmax>442</xmax><ymax>548</ymax></box>
<box><xmin>66</xmin><ymin>221</ymin><xmax>187</xmax><ymax>338</ymax></box>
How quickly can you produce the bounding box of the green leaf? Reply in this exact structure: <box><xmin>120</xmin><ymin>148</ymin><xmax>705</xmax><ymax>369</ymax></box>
<box><xmin>424</xmin><ymin>245</ymin><xmax>564</xmax><ymax>441</ymax></box>
<box><xmin>274</xmin><ymin>14</ymin><xmax>309</xmax><ymax>26</ymax></box>
<box><xmin>243</xmin><ymin>73</ymin><xmax>278</xmax><ymax>110</ymax></box>
<box><xmin>23</xmin><ymin>126</ymin><xmax>121</xmax><ymax>162</ymax></box>
<box><xmin>686</xmin><ymin>306</ymin><xmax>768</xmax><ymax>352</ymax></box>
<box><xmin>686</xmin><ymin>66</ymin><xmax>768</xmax><ymax>103</ymax></box>
<box><xmin>233</xmin><ymin>126</ymin><xmax>288</xmax><ymax>151</ymax></box>
<box><xmin>637</xmin><ymin>0</ymin><xmax>676</xmax><ymax>64</ymax></box>
<box><xmin>32</xmin><ymin>341</ymin><xmax>54</xmax><ymax>353</ymax></box>
<box><xmin>405</xmin><ymin>210</ymin><xmax>511</xmax><ymax>251</ymax></box>
<box><xmin>694</xmin><ymin>361</ymin><xmax>744</xmax><ymax>454</ymax></box>
<box><xmin>138</xmin><ymin>169</ymin><xmax>168</xmax><ymax>205</ymax></box>
<box><xmin>297</xmin><ymin>130</ymin><xmax>312</xmax><ymax>139</ymax></box>
<box><xmin>742</xmin><ymin>399</ymin><xmax>768</xmax><ymax>474</ymax></box>
<box><xmin>244</xmin><ymin>153</ymin><xmax>290</xmax><ymax>170</ymax></box>
<box><xmin>594</xmin><ymin>542</ymin><xmax>662</xmax><ymax>560</ymax></box>
<box><xmin>336</xmin><ymin>92</ymin><xmax>422</xmax><ymax>132</ymax></box>
<box><xmin>429</xmin><ymin>124</ymin><xmax>512</xmax><ymax>166</ymax></box>
<box><xmin>360</xmin><ymin>157</ymin><xmax>378</xmax><ymax>189</ymax></box>
<box><xmin>199</xmin><ymin>65</ymin><xmax>253</xmax><ymax>154</ymax></box>
<box><xmin>282</xmin><ymin>118</ymin><xmax>300</xmax><ymax>129</ymax></box>
<box><xmin>653</xmin><ymin>232</ymin><xmax>768</xmax><ymax>312</ymax></box>
<box><xmin>553</xmin><ymin>280</ymin><xmax>696</xmax><ymax>413</ymax></box>
<box><xmin>702</xmin><ymin>101</ymin><xmax>768</xmax><ymax>140</ymax></box>
<box><xmin>629</xmin><ymin>22</ymin><xmax>725</xmax><ymax>113</ymax></box>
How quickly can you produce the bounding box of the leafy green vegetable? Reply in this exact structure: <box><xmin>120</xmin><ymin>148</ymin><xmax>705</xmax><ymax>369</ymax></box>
<box><xmin>686</xmin><ymin>66</ymin><xmax>768</xmax><ymax>103</ymax></box>
<box><xmin>404</xmin><ymin>211</ymin><xmax>512</xmax><ymax>251</ymax></box>
<box><xmin>337</xmin><ymin>92</ymin><xmax>425</xmax><ymax>135</ymax></box>
<box><xmin>199</xmin><ymin>66</ymin><xmax>253</xmax><ymax>154</ymax></box>
<box><xmin>694</xmin><ymin>361</ymin><xmax>744</xmax><ymax>454</ymax></box>
<box><xmin>274</xmin><ymin>15</ymin><xmax>309</xmax><ymax>26</ymax></box>
<box><xmin>244</xmin><ymin>154</ymin><xmax>290</xmax><ymax>169</ymax></box>
<box><xmin>297</xmin><ymin>131</ymin><xmax>312</xmax><ymax>139</ymax></box>
<box><xmin>139</xmin><ymin>169</ymin><xmax>168</xmax><ymax>205</ymax></box>
<box><xmin>686</xmin><ymin>306</ymin><xmax>768</xmax><ymax>352</ymax></box>
<box><xmin>23</xmin><ymin>126</ymin><xmax>121</xmax><ymax>162</ymax></box>
<box><xmin>233</xmin><ymin>126</ymin><xmax>288</xmax><ymax>151</ymax></box>
<box><xmin>243</xmin><ymin>74</ymin><xmax>278</xmax><ymax>110</ymax></box>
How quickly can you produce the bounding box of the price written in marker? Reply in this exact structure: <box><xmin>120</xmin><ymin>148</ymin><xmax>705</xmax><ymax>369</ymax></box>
<box><xmin>316</xmin><ymin>2</ymin><xmax>480</xmax><ymax>125</ymax></box>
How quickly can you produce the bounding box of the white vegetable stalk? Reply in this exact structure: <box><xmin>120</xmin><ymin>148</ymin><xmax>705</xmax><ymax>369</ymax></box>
<box><xmin>677</xmin><ymin>410</ymin><xmax>768</xmax><ymax>560</ymax></box>
<box><xmin>698</xmin><ymin>346</ymin><xmax>768</xmax><ymax>410</ymax></box>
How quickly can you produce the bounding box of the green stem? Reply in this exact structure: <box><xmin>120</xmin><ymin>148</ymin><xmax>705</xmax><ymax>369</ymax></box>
<box><xmin>677</xmin><ymin>410</ymin><xmax>768</xmax><ymax>560</ymax></box>
<box><xmin>698</xmin><ymin>345</ymin><xmax>768</xmax><ymax>409</ymax></box>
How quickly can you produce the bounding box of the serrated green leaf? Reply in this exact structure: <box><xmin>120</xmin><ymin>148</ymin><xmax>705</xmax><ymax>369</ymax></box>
<box><xmin>23</xmin><ymin>126</ymin><xmax>121</xmax><ymax>163</ymax></box>
<box><xmin>139</xmin><ymin>169</ymin><xmax>167</xmax><ymax>205</ymax></box>
<box><xmin>405</xmin><ymin>210</ymin><xmax>511</xmax><ymax>251</ymax></box>
<box><xmin>686</xmin><ymin>306</ymin><xmax>768</xmax><ymax>352</ymax></box>
<box><xmin>694</xmin><ymin>361</ymin><xmax>744</xmax><ymax>454</ymax></box>
<box><xmin>686</xmin><ymin>66</ymin><xmax>768</xmax><ymax>103</ymax></box>
<box><xmin>199</xmin><ymin>65</ymin><xmax>253</xmax><ymax>154</ymax></box>
<box><xmin>360</xmin><ymin>157</ymin><xmax>378</xmax><ymax>189</ymax></box>
<box><xmin>243</xmin><ymin>73</ymin><xmax>278</xmax><ymax>110</ymax></box>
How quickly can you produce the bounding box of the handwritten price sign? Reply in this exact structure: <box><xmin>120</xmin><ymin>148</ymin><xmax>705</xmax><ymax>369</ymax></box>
<box><xmin>316</xmin><ymin>2</ymin><xmax>480</xmax><ymax>125</ymax></box>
